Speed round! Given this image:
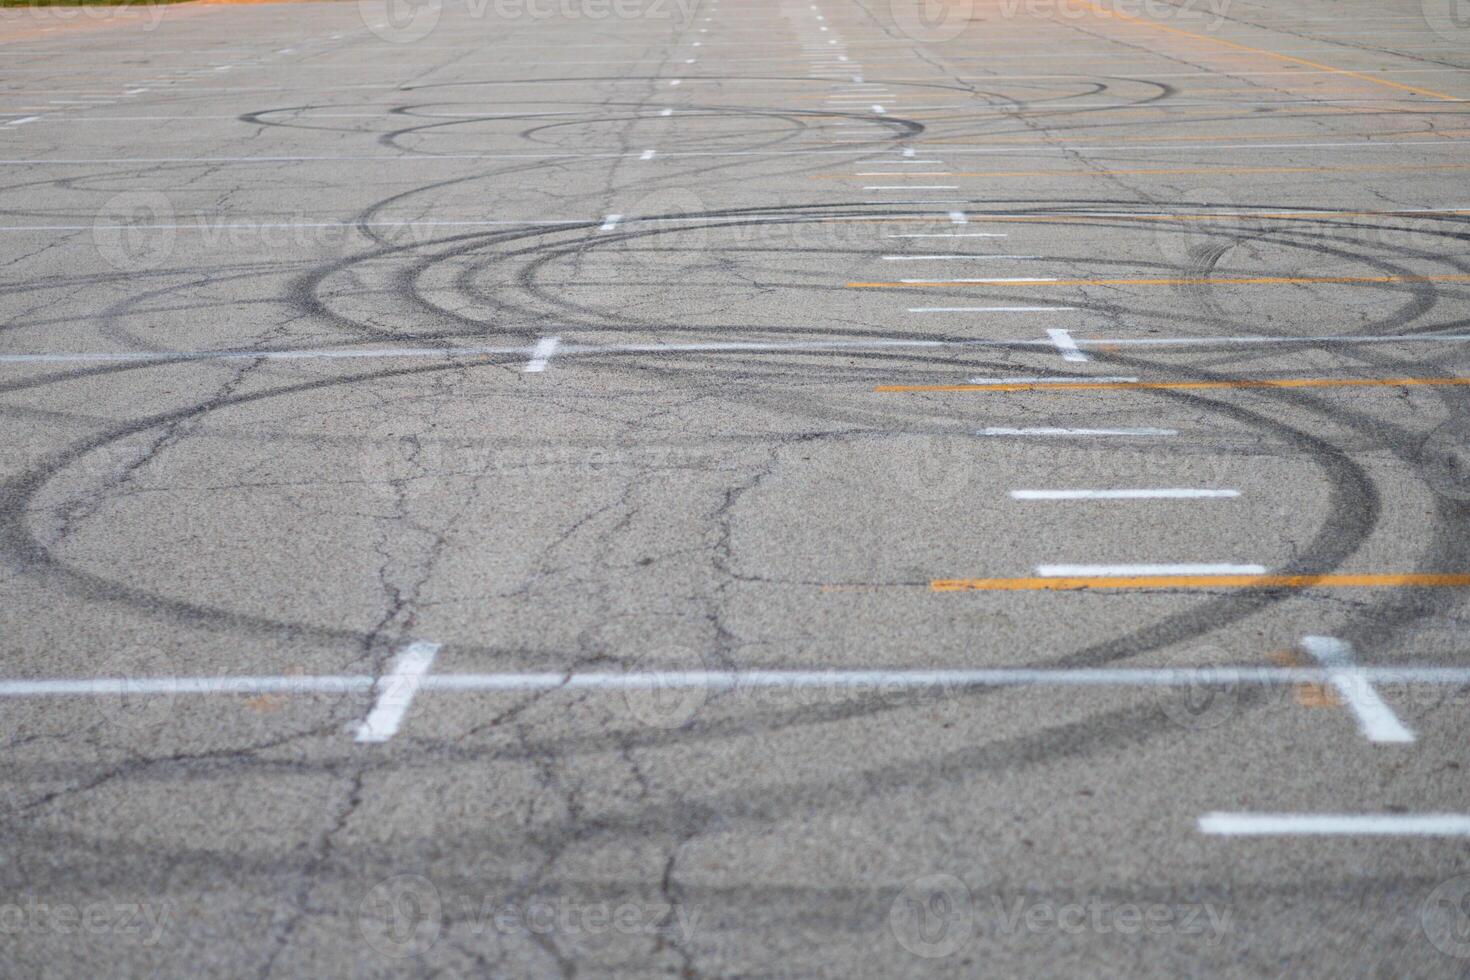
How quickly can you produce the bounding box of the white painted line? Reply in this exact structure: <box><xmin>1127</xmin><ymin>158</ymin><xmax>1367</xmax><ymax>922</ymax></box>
<box><xmin>522</xmin><ymin>336</ymin><xmax>561</xmax><ymax>373</ymax></box>
<box><xmin>865</xmin><ymin>186</ymin><xmax>958</xmax><ymax>190</ymax></box>
<box><xmin>599</xmin><ymin>214</ymin><xmax>622</xmax><ymax>231</ymax></box>
<box><xmin>353</xmin><ymin>642</ymin><xmax>440</xmax><ymax>744</ymax></box>
<box><xmin>967</xmin><ymin>376</ymin><xmax>1137</xmax><ymax>384</ymax></box>
<box><xmin>915</xmin><ymin>306</ymin><xmax>1076</xmax><ymax>312</ymax></box>
<box><xmin>1013</xmin><ymin>489</ymin><xmax>1237</xmax><ymax>500</ymax></box>
<box><xmin>886</xmin><ymin>233</ymin><xmax>1007</xmax><ymax>238</ymax></box>
<box><xmin>1199</xmin><ymin>813</ymin><xmax>1470</xmax><ymax>836</ymax></box>
<box><xmin>6</xmin><ymin>117</ymin><xmax>38</xmax><ymax>127</ymax></box>
<box><xmin>1036</xmin><ymin>563</ymin><xmax>1267</xmax><ymax>576</ymax></box>
<box><xmin>10</xmin><ymin>334</ymin><xmax>1470</xmax><ymax>368</ymax></box>
<box><xmin>125</xmin><ymin>88</ymin><xmax>148</xmax><ymax>95</ymax></box>
<box><xmin>670</xmin><ymin>79</ymin><xmax>682</xmax><ymax>86</ymax></box>
<box><xmin>640</xmin><ymin>149</ymin><xmax>656</xmax><ymax>160</ymax></box>
<box><xmin>1047</xmin><ymin>328</ymin><xmax>1088</xmax><ymax>362</ymax></box>
<box><xmin>981</xmin><ymin>427</ymin><xmax>1177</xmax><ymax>436</ymax></box>
<box><xmin>871</xmin><ymin>104</ymin><xmax>886</xmax><ymax>113</ymax></box>
<box><xmin>903</xmin><ymin>146</ymin><xmax>916</xmax><ymax>156</ymax></box>
<box><xmin>882</xmin><ymin>255</ymin><xmax>1037</xmax><ymax>261</ymax></box>
<box><xmin>9</xmin><ymin>667</ymin><xmax>1470</xmax><ymax>701</ymax></box>
<box><xmin>1301</xmin><ymin>635</ymin><xmax>1415</xmax><ymax>743</ymax></box>
<box><xmin>949</xmin><ymin>210</ymin><xmax>967</xmax><ymax>225</ymax></box>
<box><xmin>661</xmin><ymin>108</ymin><xmax>674</xmax><ymax>116</ymax></box>
<box><xmin>898</xmin><ymin>278</ymin><xmax>1058</xmax><ymax>284</ymax></box>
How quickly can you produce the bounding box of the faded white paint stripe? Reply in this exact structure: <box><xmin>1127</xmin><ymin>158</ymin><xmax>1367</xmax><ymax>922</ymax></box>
<box><xmin>1012</xmin><ymin>488</ymin><xmax>1237</xmax><ymax>500</ymax></box>
<box><xmin>1199</xmin><ymin>813</ymin><xmax>1470</xmax><ymax>836</ymax></box>
<box><xmin>354</xmin><ymin>642</ymin><xmax>440</xmax><ymax>744</ymax></box>
<box><xmin>1301</xmin><ymin>635</ymin><xmax>1415</xmax><ymax>743</ymax></box>
<box><xmin>1036</xmin><ymin>563</ymin><xmax>1267</xmax><ymax>576</ymax></box>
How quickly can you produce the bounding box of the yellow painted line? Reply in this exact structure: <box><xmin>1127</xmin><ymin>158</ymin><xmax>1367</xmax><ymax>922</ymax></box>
<box><xmin>917</xmin><ymin>128</ymin><xmax>1470</xmax><ymax>146</ymax></box>
<box><xmin>1074</xmin><ymin>0</ymin><xmax>1461</xmax><ymax>102</ymax></box>
<box><xmin>850</xmin><ymin>274</ymin><xmax>1470</xmax><ymax>289</ymax></box>
<box><xmin>877</xmin><ymin>376</ymin><xmax>1470</xmax><ymax>393</ymax></box>
<box><xmin>931</xmin><ymin>573</ymin><xmax>1470</xmax><ymax>591</ymax></box>
<box><xmin>819</xmin><ymin>162</ymin><xmax>1470</xmax><ymax>179</ymax></box>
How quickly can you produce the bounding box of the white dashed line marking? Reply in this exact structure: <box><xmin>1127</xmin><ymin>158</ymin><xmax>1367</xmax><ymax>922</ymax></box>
<box><xmin>354</xmin><ymin>642</ymin><xmax>440</xmax><ymax>744</ymax></box>
<box><xmin>522</xmin><ymin>336</ymin><xmax>562</xmax><ymax>373</ymax></box>
<box><xmin>1301</xmin><ymin>635</ymin><xmax>1415</xmax><ymax>743</ymax></box>
<box><xmin>1199</xmin><ymin>814</ymin><xmax>1470</xmax><ymax>836</ymax></box>
<box><xmin>1012</xmin><ymin>489</ymin><xmax>1238</xmax><ymax>500</ymax></box>
<box><xmin>980</xmin><ymin>427</ymin><xmax>1177</xmax><ymax>436</ymax></box>
<box><xmin>600</xmin><ymin>214</ymin><xmax>623</xmax><ymax>231</ymax></box>
<box><xmin>1036</xmin><ymin>563</ymin><xmax>1267</xmax><ymax>576</ymax></box>
<box><xmin>1047</xmin><ymin>328</ymin><xmax>1089</xmax><ymax>361</ymax></box>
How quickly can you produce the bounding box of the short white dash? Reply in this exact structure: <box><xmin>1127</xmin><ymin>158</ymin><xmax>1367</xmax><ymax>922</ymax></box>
<box><xmin>903</xmin><ymin>146</ymin><xmax>916</xmax><ymax>157</ymax></box>
<box><xmin>640</xmin><ymin>149</ymin><xmax>656</xmax><ymax>160</ymax></box>
<box><xmin>872</xmin><ymin>104</ymin><xmax>886</xmax><ymax>114</ymax></box>
<box><xmin>898</xmin><ymin>277</ymin><xmax>1058</xmax><ymax>283</ymax></box>
<box><xmin>1301</xmin><ymin>635</ymin><xmax>1415</xmax><ymax>743</ymax></box>
<box><xmin>600</xmin><ymin>214</ymin><xmax>622</xmax><ymax>231</ymax></box>
<box><xmin>670</xmin><ymin>79</ymin><xmax>682</xmax><ymax>86</ymax></box>
<box><xmin>866</xmin><ymin>186</ymin><xmax>958</xmax><ymax>190</ymax></box>
<box><xmin>1036</xmin><ymin>563</ymin><xmax>1267</xmax><ymax>577</ymax></box>
<box><xmin>6</xmin><ymin>117</ymin><xmax>38</xmax><ymax>127</ymax></box>
<box><xmin>981</xmin><ymin>427</ymin><xmax>1176</xmax><ymax>436</ymax></box>
<box><xmin>949</xmin><ymin>210</ymin><xmax>967</xmax><ymax>225</ymax></box>
<box><xmin>967</xmin><ymin>375</ymin><xmax>1136</xmax><ymax>384</ymax></box>
<box><xmin>1047</xmin><ymin>328</ymin><xmax>1088</xmax><ymax>362</ymax></box>
<box><xmin>354</xmin><ymin>642</ymin><xmax>440</xmax><ymax>744</ymax></box>
<box><xmin>887</xmin><ymin>233</ymin><xmax>1007</xmax><ymax>239</ymax></box>
<box><xmin>1012</xmin><ymin>489</ymin><xmax>1238</xmax><ymax>500</ymax></box>
<box><xmin>523</xmin><ymin>336</ymin><xmax>561</xmax><ymax>373</ymax></box>
<box><xmin>914</xmin><ymin>306</ymin><xmax>1075</xmax><ymax>312</ymax></box>
<box><xmin>1199</xmin><ymin>813</ymin><xmax>1470</xmax><ymax>836</ymax></box>
<box><xmin>882</xmin><ymin>255</ymin><xmax>1037</xmax><ymax>261</ymax></box>
<box><xmin>661</xmin><ymin>108</ymin><xmax>674</xmax><ymax>116</ymax></box>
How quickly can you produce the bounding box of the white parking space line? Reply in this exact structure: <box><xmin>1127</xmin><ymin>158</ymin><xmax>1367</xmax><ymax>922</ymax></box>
<box><xmin>915</xmin><ymin>306</ymin><xmax>1075</xmax><ymax>312</ymax></box>
<box><xmin>1301</xmin><ymin>636</ymin><xmax>1415</xmax><ymax>743</ymax></box>
<box><xmin>640</xmin><ymin>149</ymin><xmax>656</xmax><ymax>160</ymax></box>
<box><xmin>1046</xmin><ymin>328</ymin><xmax>1089</xmax><ymax>362</ymax></box>
<box><xmin>5</xmin><ymin>117</ymin><xmax>38</xmax><ymax>126</ymax></box>
<box><xmin>881</xmin><ymin>255</ymin><xmax>1037</xmax><ymax>260</ymax></box>
<box><xmin>9</xmin><ymin>333</ymin><xmax>1470</xmax><ymax>368</ymax></box>
<box><xmin>968</xmin><ymin>376</ymin><xmax>1138</xmax><ymax>384</ymax></box>
<box><xmin>10</xmin><ymin>667</ymin><xmax>1470</xmax><ymax>700</ymax></box>
<box><xmin>354</xmin><ymin>641</ymin><xmax>440</xmax><ymax>744</ymax></box>
<box><xmin>1036</xmin><ymin>564</ymin><xmax>1268</xmax><ymax>576</ymax></box>
<box><xmin>1199</xmin><ymin>814</ymin><xmax>1470</xmax><ymax>836</ymax></box>
<box><xmin>522</xmin><ymin>336</ymin><xmax>562</xmax><ymax>373</ymax></box>
<box><xmin>599</xmin><ymin>214</ymin><xmax>623</xmax><ymax>231</ymax></box>
<box><xmin>1012</xmin><ymin>489</ymin><xmax>1239</xmax><ymax>500</ymax></box>
<box><xmin>981</xmin><ymin>427</ymin><xmax>1177</xmax><ymax>436</ymax></box>
<box><xmin>886</xmin><ymin>233</ymin><xmax>1007</xmax><ymax>238</ymax></box>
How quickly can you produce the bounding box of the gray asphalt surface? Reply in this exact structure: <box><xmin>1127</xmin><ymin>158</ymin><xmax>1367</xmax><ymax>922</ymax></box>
<box><xmin>3</xmin><ymin>0</ymin><xmax>1470</xmax><ymax>974</ymax></box>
